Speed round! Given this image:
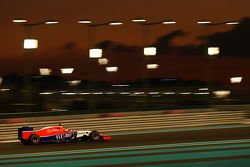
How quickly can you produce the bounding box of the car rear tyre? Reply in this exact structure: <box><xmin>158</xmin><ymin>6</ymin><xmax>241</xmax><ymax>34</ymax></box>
<box><xmin>90</xmin><ymin>131</ymin><xmax>100</xmax><ymax>142</ymax></box>
<box><xmin>29</xmin><ymin>134</ymin><xmax>40</xmax><ymax>144</ymax></box>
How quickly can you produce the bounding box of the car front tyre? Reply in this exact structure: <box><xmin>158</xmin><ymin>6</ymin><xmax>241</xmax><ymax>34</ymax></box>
<box><xmin>90</xmin><ymin>131</ymin><xmax>100</xmax><ymax>142</ymax></box>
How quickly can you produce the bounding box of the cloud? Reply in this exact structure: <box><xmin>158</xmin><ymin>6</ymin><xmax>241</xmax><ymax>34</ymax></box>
<box><xmin>95</xmin><ymin>30</ymin><xmax>187</xmax><ymax>54</ymax></box>
<box><xmin>94</xmin><ymin>17</ymin><xmax>250</xmax><ymax>58</ymax></box>
<box><xmin>153</xmin><ymin>30</ymin><xmax>187</xmax><ymax>54</ymax></box>
<box><xmin>95</xmin><ymin>40</ymin><xmax>140</xmax><ymax>53</ymax></box>
<box><xmin>203</xmin><ymin>17</ymin><xmax>250</xmax><ymax>57</ymax></box>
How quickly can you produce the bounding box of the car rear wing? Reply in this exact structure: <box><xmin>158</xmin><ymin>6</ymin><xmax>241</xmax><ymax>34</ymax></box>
<box><xmin>18</xmin><ymin>127</ymin><xmax>33</xmax><ymax>140</ymax></box>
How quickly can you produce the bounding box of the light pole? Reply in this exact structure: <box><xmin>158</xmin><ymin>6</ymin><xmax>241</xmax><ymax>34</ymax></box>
<box><xmin>60</xmin><ymin>68</ymin><xmax>74</xmax><ymax>75</ymax></box>
<box><xmin>0</xmin><ymin>77</ymin><xmax>2</xmax><ymax>87</ymax></box>
<box><xmin>98</xmin><ymin>58</ymin><xmax>109</xmax><ymax>65</ymax></box>
<box><xmin>207</xmin><ymin>46</ymin><xmax>220</xmax><ymax>100</ymax></box>
<box><xmin>78</xmin><ymin>20</ymin><xmax>123</xmax><ymax>59</ymax></box>
<box><xmin>230</xmin><ymin>76</ymin><xmax>243</xmax><ymax>101</ymax></box>
<box><xmin>13</xmin><ymin>18</ymin><xmax>59</xmax><ymax>42</ymax></box>
<box><xmin>39</xmin><ymin>68</ymin><xmax>52</xmax><ymax>76</ymax></box>
<box><xmin>197</xmin><ymin>19</ymin><xmax>240</xmax><ymax>48</ymax></box>
<box><xmin>197</xmin><ymin>20</ymin><xmax>239</xmax><ymax>106</ymax></box>
<box><xmin>230</xmin><ymin>77</ymin><xmax>242</xmax><ymax>84</ymax></box>
<box><xmin>132</xmin><ymin>18</ymin><xmax>176</xmax><ymax>95</ymax></box>
<box><xmin>78</xmin><ymin>19</ymin><xmax>123</xmax><ymax>109</ymax></box>
<box><xmin>106</xmin><ymin>66</ymin><xmax>118</xmax><ymax>72</ymax></box>
<box><xmin>133</xmin><ymin>18</ymin><xmax>176</xmax><ymax>56</ymax></box>
<box><xmin>14</xmin><ymin>18</ymin><xmax>58</xmax><ymax>110</ymax></box>
<box><xmin>60</xmin><ymin>68</ymin><xmax>75</xmax><ymax>88</ymax></box>
<box><xmin>13</xmin><ymin>18</ymin><xmax>59</xmax><ymax>89</ymax></box>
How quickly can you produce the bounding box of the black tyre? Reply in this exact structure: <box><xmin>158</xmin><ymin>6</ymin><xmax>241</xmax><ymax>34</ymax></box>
<box><xmin>81</xmin><ymin>136</ymin><xmax>90</xmax><ymax>142</ymax></box>
<box><xmin>29</xmin><ymin>134</ymin><xmax>40</xmax><ymax>144</ymax></box>
<box><xmin>89</xmin><ymin>131</ymin><xmax>100</xmax><ymax>142</ymax></box>
<box><xmin>21</xmin><ymin>139</ymin><xmax>29</xmax><ymax>145</ymax></box>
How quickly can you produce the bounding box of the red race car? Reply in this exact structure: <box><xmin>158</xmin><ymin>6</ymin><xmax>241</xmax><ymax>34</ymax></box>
<box><xmin>18</xmin><ymin>125</ymin><xmax>111</xmax><ymax>144</ymax></box>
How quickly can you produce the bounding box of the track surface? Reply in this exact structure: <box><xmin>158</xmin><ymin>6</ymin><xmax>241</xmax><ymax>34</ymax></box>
<box><xmin>1</xmin><ymin>126</ymin><xmax>250</xmax><ymax>166</ymax></box>
<box><xmin>0</xmin><ymin>109</ymin><xmax>246</xmax><ymax>143</ymax></box>
<box><xmin>1</xmin><ymin>126</ymin><xmax>250</xmax><ymax>154</ymax></box>
<box><xmin>1</xmin><ymin>107</ymin><xmax>250</xmax><ymax>167</ymax></box>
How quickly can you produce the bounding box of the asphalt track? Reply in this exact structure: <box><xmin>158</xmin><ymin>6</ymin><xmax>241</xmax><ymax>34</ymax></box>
<box><xmin>1</xmin><ymin>126</ymin><xmax>250</xmax><ymax>154</ymax></box>
<box><xmin>1</xmin><ymin>125</ymin><xmax>250</xmax><ymax>166</ymax></box>
<box><xmin>1</xmin><ymin>108</ymin><xmax>250</xmax><ymax>166</ymax></box>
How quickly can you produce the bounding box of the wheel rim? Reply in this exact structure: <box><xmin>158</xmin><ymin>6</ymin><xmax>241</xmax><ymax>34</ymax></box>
<box><xmin>31</xmin><ymin>136</ymin><xmax>39</xmax><ymax>144</ymax></box>
<box><xmin>91</xmin><ymin>132</ymin><xmax>100</xmax><ymax>141</ymax></box>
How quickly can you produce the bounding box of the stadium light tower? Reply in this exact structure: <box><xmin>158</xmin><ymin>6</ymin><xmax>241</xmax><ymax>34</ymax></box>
<box><xmin>208</xmin><ymin>47</ymin><xmax>220</xmax><ymax>57</ymax></box>
<box><xmin>78</xmin><ymin>20</ymin><xmax>123</xmax><ymax>58</ymax></box>
<box><xmin>13</xmin><ymin>18</ymin><xmax>59</xmax><ymax>89</ymax></box>
<box><xmin>197</xmin><ymin>19</ymin><xmax>240</xmax><ymax>106</ymax></box>
<box><xmin>132</xmin><ymin>18</ymin><xmax>176</xmax><ymax>56</ymax></box>
<box><xmin>78</xmin><ymin>19</ymin><xmax>123</xmax><ymax>109</ymax></box>
<box><xmin>13</xmin><ymin>19</ymin><xmax>59</xmax><ymax>50</ymax></box>
<box><xmin>132</xmin><ymin>18</ymin><xmax>175</xmax><ymax>94</ymax></box>
<box><xmin>13</xmin><ymin>18</ymin><xmax>58</xmax><ymax>111</ymax></box>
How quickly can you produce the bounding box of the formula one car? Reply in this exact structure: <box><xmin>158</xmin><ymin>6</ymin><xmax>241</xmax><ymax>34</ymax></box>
<box><xmin>18</xmin><ymin>125</ymin><xmax>111</xmax><ymax>144</ymax></box>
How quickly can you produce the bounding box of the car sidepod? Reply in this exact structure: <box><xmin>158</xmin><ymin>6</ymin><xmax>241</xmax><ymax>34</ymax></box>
<box><xmin>40</xmin><ymin>131</ymin><xmax>76</xmax><ymax>143</ymax></box>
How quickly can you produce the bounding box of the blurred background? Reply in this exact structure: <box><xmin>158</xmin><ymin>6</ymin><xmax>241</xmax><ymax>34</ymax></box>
<box><xmin>0</xmin><ymin>0</ymin><xmax>250</xmax><ymax>118</ymax></box>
